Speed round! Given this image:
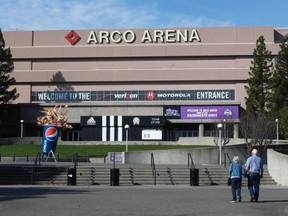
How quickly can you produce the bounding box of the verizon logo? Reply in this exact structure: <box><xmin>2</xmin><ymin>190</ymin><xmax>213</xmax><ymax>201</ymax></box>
<box><xmin>113</xmin><ymin>93</ymin><xmax>138</xmax><ymax>99</ymax></box>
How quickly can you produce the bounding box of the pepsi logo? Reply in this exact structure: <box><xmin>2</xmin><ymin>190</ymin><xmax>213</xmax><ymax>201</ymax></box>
<box><xmin>45</xmin><ymin>127</ymin><xmax>58</xmax><ymax>141</ymax></box>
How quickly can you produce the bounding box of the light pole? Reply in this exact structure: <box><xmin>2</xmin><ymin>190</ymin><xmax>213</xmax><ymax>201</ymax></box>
<box><xmin>20</xmin><ymin>120</ymin><xmax>24</xmax><ymax>138</ymax></box>
<box><xmin>124</xmin><ymin>124</ymin><xmax>130</xmax><ymax>152</ymax></box>
<box><xmin>276</xmin><ymin>119</ymin><xmax>279</xmax><ymax>145</ymax></box>
<box><xmin>217</xmin><ymin>123</ymin><xmax>223</xmax><ymax>165</ymax></box>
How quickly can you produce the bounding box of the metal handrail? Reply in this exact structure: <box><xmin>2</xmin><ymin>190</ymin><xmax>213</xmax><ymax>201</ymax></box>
<box><xmin>34</xmin><ymin>152</ymin><xmax>41</xmax><ymax>169</ymax></box>
<box><xmin>30</xmin><ymin>152</ymin><xmax>42</xmax><ymax>185</ymax></box>
<box><xmin>151</xmin><ymin>153</ymin><xmax>156</xmax><ymax>185</ymax></box>
<box><xmin>104</xmin><ymin>153</ymin><xmax>108</xmax><ymax>163</ymax></box>
<box><xmin>224</xmin><ymin>153</ymin><xmax>232</xmax><ymax>168</ymax></box>
<box><xmin>74</xmin><ymin>153</ymin><xmax>78</xmax><ymax>168</ymax></box>
<box><xmin>188</xmin><ymin>153</ymin><xmax>195</xmax><ymax>169</ymax></box>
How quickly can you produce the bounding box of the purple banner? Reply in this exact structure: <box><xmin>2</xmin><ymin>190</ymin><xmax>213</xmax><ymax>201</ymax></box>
<box><xmin>181</xmin><ymin>106</ymin><xmax>239</xmax><ymax>120</ymax></box>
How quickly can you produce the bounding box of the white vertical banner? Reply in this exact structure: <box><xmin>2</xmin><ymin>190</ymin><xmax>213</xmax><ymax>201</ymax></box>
<box><xmin>102</xmin><ymin>116</ymin><xmax>107</xmax><ymax>141</ymax></box>
<box><xmin>102</xmin><ymin>116</ymin><xmax>107</xmax><ymax>126</ymax></box>
<box><xmin>110</xmin><ymin>116</ymin><xmax>114</xmax><ymax>126</ymax></box>
<box><xmin>102</xmin><ymin>127</ymin><xmax>107</xmax><ymax>141</ymax></box>
<box><xmin>118</xmin><ymin>116</ymin><xmax>122</xmax><ymax>127</ymax></box>
<box><xmin>110</xmin><ymin>127</ymin><xmax>115</xmax><ymax>141</ymax></box>
<box><xmin>118</xmin><ymin>127</ymin><xmax>123</xmax><ymax>141</ymax></box>
<box><xmin>118</xmin><ymin>116</ymin><xmax>123</xmax><ymax>141</ymax></box>
<box><xmin>110</xmin><ymin>116</ymin><xmax>114</xmax><ymax>141</ymax></box>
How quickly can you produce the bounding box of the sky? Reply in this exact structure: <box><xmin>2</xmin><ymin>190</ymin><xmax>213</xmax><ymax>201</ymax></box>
<box><xmin>0</xmin><ymin>0</ymin><xmax>287</xmax><ymax>31</ymax></box>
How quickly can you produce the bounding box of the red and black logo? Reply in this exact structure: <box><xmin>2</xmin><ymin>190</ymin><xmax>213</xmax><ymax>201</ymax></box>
<box><xmin>65</xmin><ymin>30</ymin><xmax>81</xmax><ymax>45</ymax></box>
<box><xmin>146</xmin><ymin>91</ymin><xmax>155</xmax><ymax>100</ymax></box>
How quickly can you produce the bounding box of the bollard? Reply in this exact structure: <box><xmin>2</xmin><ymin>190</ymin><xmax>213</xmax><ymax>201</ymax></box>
<box><xmin>67</xmin><ymin>168</ymin><xmax>77</xmax><ymax>186</ymax></box>
<box><xmin>26</xmin><ymin>153</ymin><xmax>29</xmax><ymax>162</ymax></box>
<box><xmin>110</xmin><ymin>168</ymin><xmax>120</xmax><ymax>186</ymax></box>
<box><xmin>190</xmin><ymin>168</ymin><xmax>199</xmax><ymax>186</ymax></box>
<box><xmin>12</xmin><ymin>153</ymin><xmax>15</xmax><ymax>162</ymax></box>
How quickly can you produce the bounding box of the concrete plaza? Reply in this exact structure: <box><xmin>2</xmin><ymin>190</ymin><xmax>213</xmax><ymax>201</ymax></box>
<box><xmin>0</xmin><ymin>185</ymin><xmax>287</xmax><ymax>216</ymax></box>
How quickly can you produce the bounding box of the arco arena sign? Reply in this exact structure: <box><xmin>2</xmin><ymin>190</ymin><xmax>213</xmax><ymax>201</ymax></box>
<box><xmin>86</xmin><ymin>29</ymin><xmax>201</xmax><ymax>44</ymax></box>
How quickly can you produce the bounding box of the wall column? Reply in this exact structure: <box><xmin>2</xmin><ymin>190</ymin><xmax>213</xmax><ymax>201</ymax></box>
<box><xmin>233</xmin><ymin>123</ymin><xmax>239</xmax><ymax>139</ymax></box>
<box><xmin>199</xmin><ymin>123</ymin><xmax>204</xmax><ymax>137</ymax></box>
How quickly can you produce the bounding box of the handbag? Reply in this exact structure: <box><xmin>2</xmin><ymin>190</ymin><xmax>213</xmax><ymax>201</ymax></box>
<box><xmin>227</xmin><ymin>177</ymin><xmax>231</xmax><ymax>186</ymax></box>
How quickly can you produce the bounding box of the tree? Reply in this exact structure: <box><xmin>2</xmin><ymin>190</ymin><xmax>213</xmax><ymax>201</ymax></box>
<box><xmin>240</xmin><ymin>112</ymin><xmax>275</xmax><ymax>156</ymax></box>
<box><xmin>0</xmin><ymin>29</ymin><xmax>19</xmax><ymax>104</ymax></box>
<box><xmin>245</xmin><ymin>35</ymin><xmax>274</xmax><ymax>114</ymax></box>
<box><xmin>270</xmin><ymin>35</ymin><xmax>288</xmax><ymax>122</ymax></box>
<box><xmin>241</xmin><ymin>36</ymin><xmax>275</xmax><ymax>156</ymax></box>
<box><xmin>213</xmin><ymin>120</ymin><xmax>235</xmax><ymax>148</ymax></box>
<box><xmin>278</xmin><ymin>106</ymin><xmax>288</xmax><ymax>139</ymax></box>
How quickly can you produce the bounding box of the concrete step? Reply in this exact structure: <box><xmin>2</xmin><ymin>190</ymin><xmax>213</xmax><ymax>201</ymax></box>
<box><xmin>199</xmin><ymin>165</ymin><xmax>276</xmax><ymax>186</ymax></box>
<box><xmin>0</xmin><ymin>166</ymin><xmax>33</xmax><ymax>185</ymax></box>
<box><xmin>0</xmin><ymin>164</ymin><xmax>278</xmax><ymax>186</ymax></box>
<box><xmin>32</xmin><ymin>167</ymin><xmax>68</xmax><ymax>185</ymax></box>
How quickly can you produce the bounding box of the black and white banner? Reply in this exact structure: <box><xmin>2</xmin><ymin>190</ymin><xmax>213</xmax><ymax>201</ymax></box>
<box><xmin>81</xmin><ymin>115</ymin><xmax>164</xmax><ymax>141</ymax></box>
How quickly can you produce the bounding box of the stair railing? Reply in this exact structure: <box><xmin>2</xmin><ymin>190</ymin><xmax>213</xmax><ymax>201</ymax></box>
<box><xmin>204</xmin><ymin>167</ymin><xmax>217</xmax><ymax>185</ymax></box>
<box><xmin>151</xmin><ymin>153</ymin><xmax>156</xmax><ymax>185</ymax></box>
<box><xmin>34</xmin><ymin>152</ymin><xmax>41</xmax><ymax>169</ymax></box>
<box><xmin>167</xmin><ymin>167</ymin><xmax>174</xmax><ymax>185</ymax></box>
<box><xmin>188</xmin><ymin>153</ymin><xmax>195</xmax><ymax>169</ymax></box>
<box><xmin>129</xmin><ymin>167</ymin><xmax>135</xmax><ymax>185</ymax></box>
<box><xmin>224</xmin><ymin>153</ymin><xmax>232</xmax><ymax>168</ymax></box>
<box><xmin>74</xmin><ymin>153</ymin><xmax>78</xmax><ymax>168</ymax></box>
<box><xmin>31</xmin><ymin>152</ymin><xmax>42</xmax><ymax>184</ymax></box>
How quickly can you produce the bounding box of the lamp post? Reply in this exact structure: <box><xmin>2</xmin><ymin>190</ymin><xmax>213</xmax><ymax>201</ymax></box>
<box><xmin>217</xmin><ymin>123</ymin><xmax>223</xmax><ymax>165</ymax></box>
<box><xmin>20</xmin><ymin>120</ymin><xmax>24</xmax><ymax>138</ymax></box>
<box><xmin>276</xmin><ymin>119</ymin><xmax>279</xmax><ymax>145</ymax></box>
<box><xmin>124</xmin><ymin>124</ymin><xmax>130</xmax><ymax>152</ymax></box>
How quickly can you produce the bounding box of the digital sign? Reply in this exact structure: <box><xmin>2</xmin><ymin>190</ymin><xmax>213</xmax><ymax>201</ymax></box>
<box><xmin>180</xmin><ymin>106</ymin><xmax>239</xmax><ymax>120</ymax></box>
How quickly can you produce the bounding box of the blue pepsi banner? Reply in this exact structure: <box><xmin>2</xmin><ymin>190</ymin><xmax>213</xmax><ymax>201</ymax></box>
<box><xmin>41</xmin><ymin>125</ymin><xmax>60</xmax><ymax>154</ymax></box>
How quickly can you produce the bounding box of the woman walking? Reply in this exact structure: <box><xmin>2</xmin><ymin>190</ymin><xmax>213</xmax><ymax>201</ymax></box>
<box><xmin>229</xmin><ymin>156</ymin><xmax>246</xmax><ymax>202</ymax></box>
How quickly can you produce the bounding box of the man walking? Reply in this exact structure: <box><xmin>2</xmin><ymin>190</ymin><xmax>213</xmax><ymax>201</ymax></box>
<box><xmin>245</xmin><ymin>149</ymin><xmax>264</xmax><ymax>202</ymax></box>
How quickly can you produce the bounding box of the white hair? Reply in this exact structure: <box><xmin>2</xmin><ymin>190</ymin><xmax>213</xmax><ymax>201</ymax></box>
<box><xmin>233</xmin><ymin>156</ymin><xmax>239</xmax><ymax>163</ymax></box>
<box><xmin>251</xmin><ymin>149</ymin><xmax>258</xmax><ymax>155</ymax></box>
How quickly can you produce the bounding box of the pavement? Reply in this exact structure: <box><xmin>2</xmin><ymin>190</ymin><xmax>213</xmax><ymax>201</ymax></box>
<box><xmin>0</xmin><ymin>185</ymin><xmax>287</xmax><ymax>216</ymax></box>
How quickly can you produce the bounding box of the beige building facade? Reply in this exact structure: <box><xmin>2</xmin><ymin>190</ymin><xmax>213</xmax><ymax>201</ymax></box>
<box><xmin>2</xmin><ymin>26</ymin><xmax>288</xmax><ymax>141</ymax></box>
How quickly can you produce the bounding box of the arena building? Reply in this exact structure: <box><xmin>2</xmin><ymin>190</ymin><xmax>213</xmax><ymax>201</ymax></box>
<box><xmin>2</xmin><ymin>26</ymin><xmax>288</xmax><ymax>142</ymax></box>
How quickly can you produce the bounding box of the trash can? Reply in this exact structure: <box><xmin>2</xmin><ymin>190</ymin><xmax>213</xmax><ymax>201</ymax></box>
<box><xmin>190</xmin><ymin>168</ymin><xmax>199</xmax><ymax>186</ymax></box>
<box><xmin>110</xmin><ymin>168</ymin><xmax>120</xmax><ymax>186</ymax></box>
<box><xmin>67</xmin><ymin>168</ymin><xmax>77</xmax><ymax>186</ymax></box>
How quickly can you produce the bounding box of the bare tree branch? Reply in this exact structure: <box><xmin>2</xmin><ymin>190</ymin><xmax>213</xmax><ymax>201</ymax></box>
<box><xmin>240</xmin><ymin>112</ymin><xmax>275</xmax><ymax>156</ymax></box>
<box><xmin>213</xmin><ymin>119</ymin><xmax>236</xmax><ymax>148</ymax></box>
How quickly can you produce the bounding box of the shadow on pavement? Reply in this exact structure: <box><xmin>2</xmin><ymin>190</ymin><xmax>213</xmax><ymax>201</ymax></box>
<box><xmin>0</xmin><ymin>187</ymin><xmax>89</xmax><ymax>202</ymax></box>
